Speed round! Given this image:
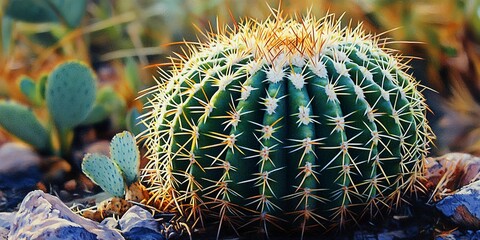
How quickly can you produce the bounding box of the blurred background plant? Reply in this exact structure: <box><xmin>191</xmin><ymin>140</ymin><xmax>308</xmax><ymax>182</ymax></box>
<box><xmin>0</xmin><ymin>0</ymin><xmax>479</xmax><ymax>179</ymax></box>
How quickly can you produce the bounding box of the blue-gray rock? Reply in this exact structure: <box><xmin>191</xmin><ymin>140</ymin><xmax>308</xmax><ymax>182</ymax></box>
<box><xmin>119</xmin><ymin>205</ymin><xmax>164</xmax><ymax>240</ymax></box>
<box><xmin>0</xmin><ymin>143</ymin><xmax>41</xmax><ymax>211</ymax></box>
<box><xmin>101</xmin><ymin>217</ymin><xmax>119</xmax><ymax>229</ymax></box>
<box><xmin>435</xmin><ymin>230</ymin><xmax>480</xmax><ymax>240</ymax></box>
<box><xmin>119</xmin><ymin>205</ymin><xmax>159</xmax><ymax>232</ymax></box>
<box><xmin>123</xmin><ymin>227</ymin><xmax>165</xmax><ymax>240</ymax></box>
<box><xmin>8</xmin><ymin>190</ymin><xmax>124</xmax><ymax>240</ymax></box>
<box><xmin>436</xmin><ymin>180</ymin><xmax>480</xmax><ymax>229</ymax></box>
<box><xmin>0</xmin><ymin>212</ymin><xmax>12</xmax><ymax>240</ymax></box>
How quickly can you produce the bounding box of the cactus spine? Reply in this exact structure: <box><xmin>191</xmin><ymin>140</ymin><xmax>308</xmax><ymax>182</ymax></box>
<box><xmin>142</xmin><ymin>12</ymin><xmax>433</xmax><ymax>236</ymax></box>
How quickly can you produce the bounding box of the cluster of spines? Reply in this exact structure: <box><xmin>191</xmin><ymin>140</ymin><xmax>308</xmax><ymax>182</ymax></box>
<box><xmin>140</xmin><ymin>11</ymin><xmax>433</xmax><ymax>237</ymax></box>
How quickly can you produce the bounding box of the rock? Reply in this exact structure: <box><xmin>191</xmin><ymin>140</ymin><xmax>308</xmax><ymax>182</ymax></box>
<box><xmin>436</xmin><ymin>180</ymin><xmax>480</xmax><ymax>229</ymax></box>
<box><xmin>123</xmin><ymin>227</ymin><xmax>165</xmax><ymax>240</ymax></box>
<box><xmin>0</xmin><ymin>212</ymin><xmax>13</xmax><ymax>240</ymax></box>
<box><xmin>119</xmin><ymin>205</ymin><xmax>160</xmax><ymax>232</ymax></box>
<box><xmin>101</xmin><ymin>217</ymin><xmax>118</xmax><ymax>229</ymax></box>
<box><xmin>119</xmin><ymin>206</ymin><xmax>164</xmax><ymax>240</ymax></box>
<box><xmin>8</xmin><ymin>190</ymin><xmax>124</xmax><ymax>240</ymax></box>
<box><xmin>425</xmin><ymin>153</ymin><xmax>480</xmax><ymax>201</ymax></box>
<box><xmin>435</xmin><ymin>230</ymin><xmax>480</xmax><ymax>240</ymax></box>
<box><xmin>0</xmin><ymin>143</ymin><xmax>41</xmax><ymax>210</ymax></box>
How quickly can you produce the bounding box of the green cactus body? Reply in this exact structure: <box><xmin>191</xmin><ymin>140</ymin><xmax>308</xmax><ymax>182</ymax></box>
<box><xmin>142</xmin><ymin>14</ymin><xmax>433</xmax><ymax>235</ymax></box>
<box><xmin>0</xmin><ymin>101</ymin><xmax>50</xmax><ymax>152</ymax></box>
<box><xmin>82</xmin><ymin>131</ymin><xmax>140</xmax><ymax>197</ymax></box>
<box><xmin>46</xmin><ymin>61</ymin><xmax>96</xmax><ymax>130</ymax></box>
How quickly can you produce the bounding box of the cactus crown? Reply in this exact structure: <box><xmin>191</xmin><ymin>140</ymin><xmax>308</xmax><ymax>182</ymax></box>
<box><xmin>141</xmin><ymin>11</ymin><xmax>433</xmax><ymax>237</ymax></box>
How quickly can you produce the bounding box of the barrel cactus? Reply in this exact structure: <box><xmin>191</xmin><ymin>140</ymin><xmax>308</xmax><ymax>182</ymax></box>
<box><xmin>142</xmin><ymin>12</ymin><xmax>433</xmax><ymax>236</ymax></box>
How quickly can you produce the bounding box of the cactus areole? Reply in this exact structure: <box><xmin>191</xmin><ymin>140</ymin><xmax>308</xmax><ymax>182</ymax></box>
<box><xmin>142</xmin><ymin>12</ymin><xmax>433</xmax><ymax>235</ymax></box>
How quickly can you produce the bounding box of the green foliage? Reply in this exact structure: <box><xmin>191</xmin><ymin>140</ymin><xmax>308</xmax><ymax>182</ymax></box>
<box><xmin>1</xmin><ymin>15</ymin><xmax>13</xmax><ymax>55</ymax></box>
<box><xmin>124</xmin><ymin>58</ymin><xmax>142</xmax><ymax>93</ymax></box>
<box><xmin>142</xmin><ymin>13</ymin><xmax>433</xmax><ymax>235</ymax></box>
<box><xmin>46</xmin><ymin>61</ymin><xmax>96</xmax><ymax>130</ymax></box>
<box><xmin>82</xmin><ymin>131</ymin><xmax>140</xmax><ymax>196</ymax></box>
<box><xmin>126</xmin><ymin>108</ymin><xmax>146</xmax><ymax>136</ymax></box>
<box><xmin>82</xmin><ymin>86</ymin><xmax>127</xmax><ymax>127</ymax></box>
<box><xmin>0</xmin><ymin>101</ymin><xmax>50</xmax><ymax>151</ymax></box>
<box><xmin>4</xmin><ymin>0</ymin><xmax>87</xmax><ymax>28</ymax></box>
<box><xmin>82</xmin><ymin>153</ymin><xmax>126</xmax><ymax>197</ymax></box>
<box><xmin>0</xmin><ymin>61</ymin><xmax>100</xmax><ymax>158</ymax></box>
<box><xmin>18</xmin><ymin>76</ymin><xmax>47</xmax><ymax>107</ymax></box>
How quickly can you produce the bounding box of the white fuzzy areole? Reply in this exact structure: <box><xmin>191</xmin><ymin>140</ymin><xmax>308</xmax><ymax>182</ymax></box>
<box><xmin>333</xmin><ymin>116</ymin><xmax>345</xmax><ymax>132</ymax></box>
<box><xmin>302</xmin><ymin>137</ymin><xmax>314</xmax><ymax>153</ymax></box>
<box><xmin>263</xmin><ymin>96</ymin><xmax>279</xmax><ymax>115</ymax></box>
<box><xmin>365</xmin><ymin>105</ymin><xmax>375</xmax><ymax>123</ymax></box>
<box><xmin>371</xmin><ymin>130</ymin><xmax>379</xmax><ymax>146</ymax></box>
<box><xmin>381</xmin><ymin>69</ymin><xmax>395</xmax><ymax>82</ymax></box>
<box><xmin>333</xmin><ymin>49</ymin><xmax>349</xmax><ymax>63</ymax></box>
<box><xmin>356</xmin><ymin>50</ymin><xmax>369</xmax><ymax>62</ymax></box>
<box><xmin>289</xmin><ymin>72</ymin><xmax>305</xmax><ymax>90</ymax></box>
<box><xmin>334</xmin><ymin>61</ymin><xmax>349</xmax><ymax>77</ymax></box>
<box><xmin>228</xmin><ymin>109</ymin><xmax>241</xmax><ymax>128</ymax></box>
<box><xmin>226</xmin><ymin>134</ymin><xmax>237</xmax><ymax>149</ymax></box>
<box><xmin>261</xmin><ymin>125</ymin><xmax>274</xmax><ymax>139</ymax></box>
<box><xmin>245</xmin><ymin>59</ymin><xmax>264</xmax><ymax>76</ymax></box>
<box><xmin>392</xmin><ymin>109</ymin><xmax>400</xmax><ymax>125</ymax></box>
<box><xmin>308</xmin><ymin>57</ymin><xmax>328</xmax><ymax>78</ymax></box>
<box><xmin>325</xmin><ymin>83</ymin><xmax>338</xmax><ymax>102</ymax></box>
<box><xmin>209</xmin><ymin>43</ymin><xmax>225</xmax><ymax>57</ymax></box>
<box><xmin>266</xmin><ymin>66</ymin><xmax>285</xmax><ymax>83</ymax></box>
<box><xmin>204</xmin><ymin>102</ymin><xmax>214</xmax><ymax>117</ymax></box>
<box><xmin>225</xmin><ymin>52</ymin><xmax>243</xmax><ymax>67</ymax></box>
<box><xmin>399</xmin><ymin>87</ymin><xmax>407</xmax><ymax>100</ymax></box>
<box><xmin>217</xmin><ymin>74</ymin><xmax>235</xmax><ymax>91</ymax></box>
<box><xmin>298</xmin><ymin>106</ymin><xmax>312</xmax><ymax>125</ymax></box>
<box><xmin>240</xmin><ymin>85</ymin><xmax>255</xmax><ymax>101</ymax></box>
<box><xmin>353</xmin><ymin>85</ymin><xmax>365</xmax><ymax>101</ymax></box>
<box><xmin>291</xmin><ymin>53</ymin><xmax>306</xmax><ymax>67</ymax></box>
<box><xmin>260</xmin><ymin>146</ymin><xmax>270</xmax><ymax>160</ymax></box>
<box><xmin>192</xmin><ymin>83</ymin><xmax>202</xmax><ymax>93</ymax></box>
<box><xmin>359</xmin><ymin>66</ymin><xmax>373</xmax><ymax>82</ymax></box>
<box><xmin>380</xmin><ymin>88</ymin><xmax>390</xmax><ymax>101</ymax></box>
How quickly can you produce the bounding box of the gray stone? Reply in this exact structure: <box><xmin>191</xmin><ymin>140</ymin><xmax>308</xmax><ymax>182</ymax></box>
<box><xmin>8</xmin><ymin>190</ymin><xmax>124</xmax><ymax>240</ymax></box>
<box><xmin>0</xmin><ymin>212</ymin><xmax>13</xmax><ymax>240</ymax></box>
<box><xmin>119</xmin><ymin>205</ymin><xmax>159</xmax><ymax>233</ymax></box>
<box><xmin>101</xmin><ymin>217</ymin><xmax>119</xmax><ymax>229</ymax></box>
<box><xmin>119</xmin><ymin>206</ymin><xmax>164</xmax><ymax>240</ymax></box>
<box><xmin>436</xmin><ymin>180</ymin><xmax>480</xmax><ymax>229</ymax></box>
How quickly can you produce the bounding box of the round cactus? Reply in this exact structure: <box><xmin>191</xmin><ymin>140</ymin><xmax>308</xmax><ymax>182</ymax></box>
<box><xmin>141</xmin><ymin>12</ymin><xmax>433</xmax><ymax>236</ymax></box>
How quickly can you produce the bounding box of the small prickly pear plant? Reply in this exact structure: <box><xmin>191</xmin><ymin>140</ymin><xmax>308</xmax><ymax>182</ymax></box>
<box><xmin>141</xmin><ymin>11</ymin><xmax>433</xmax><ymax>237</ymax></box>
<box><xmin>0</xmin><ymin>61</ymin><xmax>96</xmax><ymax>157</ymax></box>
<box><xmin>82</xmin><ymin>131</ymin><xmax>149</xmax><ymax>219</ymax></box>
